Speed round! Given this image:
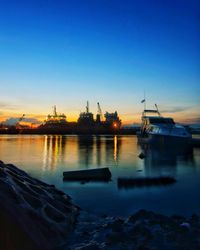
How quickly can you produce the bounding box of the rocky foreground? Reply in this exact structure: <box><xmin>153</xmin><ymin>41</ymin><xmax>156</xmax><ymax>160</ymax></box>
<box><xmin>0</xmin><ymin>161</ymin><xmax>200</xmax><ymax>250</ymax></box>
<box><xmin>0</xmin><ymin>160</ymin><xmax>79</xmax><ymax>250</ymax></box>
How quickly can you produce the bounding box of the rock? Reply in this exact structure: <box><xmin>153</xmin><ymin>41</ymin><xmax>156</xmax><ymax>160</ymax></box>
<box><xmin>137</xmin><ymin>244</ymin><xmax>150</xmax><ymax>250</ymax></box>
<box><xmin>29</xmin><ymin>184</ymin><xmax>47</xmax><ymax>195</ymax></box>
<box><xmin>0</xmin><ymin>161</ymin><xmax>79</xmax><ymax>250</ymax></box>
<box><xmin>6</xmin><ymin>163</ymin><xmax>27</xmax><ymax>176</ymax></box>
<box><xmin>0</xmin><ymin>167</ymin><xmax>6</xmax><ymax>177</ymax></box>
<box><xmin>106</xmin><ymin>231</ymin><xmax>128</xmax><ymax>244</ymax></box>
<box><xmin>44</xmin><ymin>204</ymin><xmax>67</xmax><ymax>223</ymax></box>
<box><xmin>93</xmin><ymin>232</ymin><xmax>103</xmax><ymax>241</ymax></box>
<box><xmin>0</xmin><ymin>160</ymin><xmax>4</xmax><ymax>165</ymax></box>
<box><xmin>75</xmin><ymin>242</ymin><xmax>100</xmax><ymax>250</ymax></box>
<box><xmin>129</xmin><ymin>222</ymin><xmax>152</xmax><ymax>241</ymax></box>
<box><xmin>128</xmin><ymin>209</ymin><xmax>155</xmax><ymax>223</ymax></box>
<box><xmin>22</xmin><ymin>191</ymin><xmax>43</xmax><ymax>209</ymax></box>
<box><xmin>110</xmin><ymin>218</ymin><xmax>124</xmax><ymax>232</ymax></box>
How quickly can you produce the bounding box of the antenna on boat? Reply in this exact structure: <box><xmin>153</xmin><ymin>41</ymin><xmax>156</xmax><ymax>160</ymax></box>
<box><xmin>141</xmin><ymin>91</ymin><xmax>146</xmax><ymax>111</ymax></box>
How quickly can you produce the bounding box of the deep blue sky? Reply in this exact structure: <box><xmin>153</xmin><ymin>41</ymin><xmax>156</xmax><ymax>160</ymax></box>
<box><xmin>0</xmin><ymin>0</ymin><xmax>199</xmax><ymax>123</ymax></box>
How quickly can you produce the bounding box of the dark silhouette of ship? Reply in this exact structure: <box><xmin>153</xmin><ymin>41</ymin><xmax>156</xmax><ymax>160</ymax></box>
<box><xmin>40</xmin><ymin>105</ymin><xmax>68</xmax><ymax>129</ymax></box>
<box><xmin>0</xmin><ymin>102</ymin><xmax>140</xmax><ymax>135</ymax></box>
<box><xmin>38</xmin><ymin>102</ymin><xmax>122</xmax><ymax>134</ymax></box>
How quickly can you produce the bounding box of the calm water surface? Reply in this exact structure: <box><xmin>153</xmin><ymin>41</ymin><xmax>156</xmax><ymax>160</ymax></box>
<box><xmin>0</xmin><ymin>135</ymin><xmax>199</xmax><ymax>216</ymax></box>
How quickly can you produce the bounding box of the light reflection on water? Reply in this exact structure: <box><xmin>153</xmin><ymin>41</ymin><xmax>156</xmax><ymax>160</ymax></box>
<box><xmin>0</xmin><ymin>135</ymin><xmax>199</xmax><ymax>216</ymax></box>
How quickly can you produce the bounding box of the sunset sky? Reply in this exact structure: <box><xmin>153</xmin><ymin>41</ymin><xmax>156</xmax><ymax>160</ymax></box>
<box><xmin>0</xmin><ymin>0</ymin><xmax>199</xmax><ymax>125</ymax></box>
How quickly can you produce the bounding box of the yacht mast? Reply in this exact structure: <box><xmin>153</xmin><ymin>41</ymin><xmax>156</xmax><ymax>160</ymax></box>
<box><xmin>144</xmin><ymin>91</ymin><xmax>146</xmax><ymax>110</ymax></box>
<box><xmin>155</xmin><ymin>104</ymin><xmax>161</xmax><ymax>116</ymax></box>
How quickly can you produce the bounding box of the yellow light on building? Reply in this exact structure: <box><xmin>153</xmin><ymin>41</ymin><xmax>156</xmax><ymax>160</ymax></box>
<box><xmin>113</xmin><ymin>122</ymin><xmax>117</xmax><ymax>128</ymax></box>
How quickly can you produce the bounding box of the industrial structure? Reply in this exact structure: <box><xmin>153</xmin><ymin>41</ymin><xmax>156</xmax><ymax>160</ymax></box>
<box><xmin>44</xmin><ymin>105</ymin><xmax>67</xmax><ymax>127</ymax></box>
<box><xmin>15</xmin><ymin>114</ymin><xmax>26</xmax><ymax>129</ymax></box>
<box><xmin>78</xmin><ymin>101</ymin><xmax>94</xmax><ymax>125</ymax></box>
<box><xmin>77</xmin><ymin>101</ymin><xmax>121</xmax><ymax>129</ymax></box>
<box><xmin>38</xmin><ymin>101</ymin><xmax>122</xmax><ymax>133</ymax></box>
<box><xmin>104</xmin><ymin>111</ymin><xmax>121</xmax><ymax>129</ymax></box>
<box><xmin>96</xmin><ymin>102</ymin><xmax>103</xmax><ymax>123</ymax></box>
<box><xmin>0</xmin><ymin>101</ymin><xmax>124</xmax><ymax>134</ymax></box>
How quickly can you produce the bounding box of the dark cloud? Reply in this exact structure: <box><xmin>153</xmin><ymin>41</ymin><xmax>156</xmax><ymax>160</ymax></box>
<box><xmin>0</xmin><ymin>102</ymin><xmax>18</xmax><ymax>110</ymax></box>
<box><xmin>24</xmin><ymin>118</ymin><xmax>41</xmax><ymax>124</ymax></box>
<box><xmin>161</xmin><ymin>106</ymin><xmax>190</xmax><ymax>113</ymax></box>
<box><xmin>3</xmin><ymin>117</ymin><xmax>41</xmax><ymax>125</ymax></box>
<box><xmin>194</xmin><ymin>117</ymin><xmax>200</xmax><ymax>123</ymax></box>
<box><xmin>121</xmin><ymin>112</ymin><xmax>135</xmax><ymax>116</ymax></box>
<box><xmin>182</xmin><ymin>117</ymin><xmax>200</xmax><ymax>124</ymax></box>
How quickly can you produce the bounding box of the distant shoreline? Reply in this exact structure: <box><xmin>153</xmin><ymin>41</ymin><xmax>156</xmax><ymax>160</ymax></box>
<box><xmin>1</xmin><ymin>125</ymin><xmax>200</xmax><ymax>135</ymax></box>
<box><xmin>0</xmin><ymin>127</ymin><xmax>140</xmax><ymax>135</ymax></box>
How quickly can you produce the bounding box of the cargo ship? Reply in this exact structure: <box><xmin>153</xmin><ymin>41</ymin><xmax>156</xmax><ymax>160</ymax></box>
<box><xmin>0</xmin><ymin>102</ymin><xmax>140</xmax><ymax>135</ymax></box>
<box><xmin>38</xmin><ymin>102</ymin><xmax>122</xmax><ymax>134</ymax></box>
<box><xmin>40</xmin><ymin>106</ymin><xmax>67</xmax><ymax>128</ymax></box>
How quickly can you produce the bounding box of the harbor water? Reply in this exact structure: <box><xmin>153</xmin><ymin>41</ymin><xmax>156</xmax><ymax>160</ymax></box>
<box><xmin>0</xmin><ymin>135</ymin><xmax>199</xmax><ymax>217</ymax></box>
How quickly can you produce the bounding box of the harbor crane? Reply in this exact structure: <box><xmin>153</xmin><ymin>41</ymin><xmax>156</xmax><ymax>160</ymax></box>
<box><xmin>16</xmin><ymin>114</ymin><xmax>25</xmax><ymax>129</ymax></box>
<box><xmin>19</xmin><ymin>114</ymin><xmax>25</xmax><ymax>122</ymax></box>
<box><xmin>96</xmin><ymin>102</ymin><xmax>104</xmax><ymax>122</ymax></box>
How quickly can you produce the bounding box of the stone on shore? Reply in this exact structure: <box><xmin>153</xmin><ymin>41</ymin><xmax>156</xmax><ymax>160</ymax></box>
<box><xmin>69</xmin><ymin>210</ymin><xmax>200</xmax><ymax>250</ymax></box>
<box><xmin>0</xmin><ymin>160</ymin><xmax>79</xmax><ymax>250</ymax></box>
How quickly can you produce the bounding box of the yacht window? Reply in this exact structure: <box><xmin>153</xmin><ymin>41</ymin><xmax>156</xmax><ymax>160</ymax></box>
<box><xmin>149</xmin><ymin>118</ymin><xmax>175</xmax><ymax>124</ymax></box>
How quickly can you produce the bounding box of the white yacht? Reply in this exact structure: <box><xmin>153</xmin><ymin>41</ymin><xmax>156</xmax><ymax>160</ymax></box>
<box><xmin>137</xmin><ymin>107</ymin><xmax>191</xmax><ymax>145</ymax></box>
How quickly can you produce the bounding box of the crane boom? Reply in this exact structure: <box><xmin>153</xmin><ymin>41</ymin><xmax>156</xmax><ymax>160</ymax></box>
<box><xmin>97</xmin><ymin>102</ymin><xmax>103</xmax><ymax>121</ymax></box>
<box><xmin>16</xmin><ymin>114</ymin><xmax>25</xmax><ymax>129</ymax></box>
<box><xmin>19</xmin><ymin>114</ymin><xmax>25</xmax><ymax>122</ymax></box>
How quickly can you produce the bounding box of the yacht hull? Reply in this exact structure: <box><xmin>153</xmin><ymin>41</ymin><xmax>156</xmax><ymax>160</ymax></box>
<box><xmin>138</xmin><ymin>107</ymin><xmax>192</xmax><ymax>147</ymax></box>
<box><xmin>137</xmin><ymin>134</ymin><xmax>191</xmax><ymax>146</ymax></box>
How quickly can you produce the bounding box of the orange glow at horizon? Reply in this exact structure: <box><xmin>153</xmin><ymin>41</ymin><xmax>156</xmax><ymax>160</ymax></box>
<box><xmin>0</xmin><ymin>108</ymin><xmax>200</xmax><ymax>125</ymax></box>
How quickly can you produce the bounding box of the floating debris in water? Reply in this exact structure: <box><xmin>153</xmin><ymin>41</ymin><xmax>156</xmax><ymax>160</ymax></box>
<box><xmin>63</xmin><ymin>167</ymin><xmax>112</xmax><ymax>181</ymax></box>
<box><xmin>138</xmin><ymin>152</ymin><xmax>145</xmax><ymax>159</ymax></box>
<box><xmin>118</xmin><ymin>176</ymin><xmax>176</xmax><ymax>189</ymax></box>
